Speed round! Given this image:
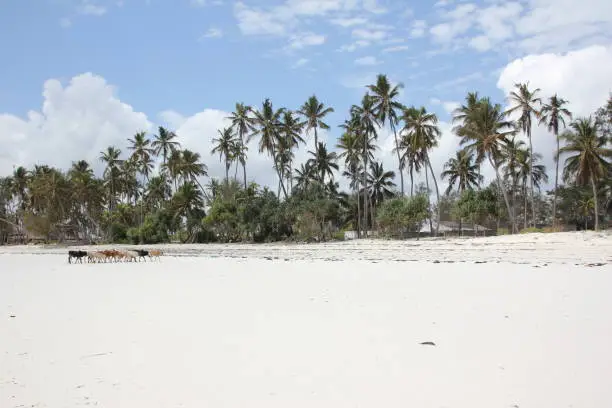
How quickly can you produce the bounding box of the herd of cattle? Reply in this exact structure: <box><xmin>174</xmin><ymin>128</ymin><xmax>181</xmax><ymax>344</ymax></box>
<box><xmin>68</xmin><ymin>249</ymin><xmax>163</xmax><ymax>264</ymax></box>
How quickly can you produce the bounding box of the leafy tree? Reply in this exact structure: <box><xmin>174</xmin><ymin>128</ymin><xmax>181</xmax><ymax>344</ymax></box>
<box><xmin>560</xmin><ymin>117</ymin><xmax>612</xmax><ymax>230</ymax></box>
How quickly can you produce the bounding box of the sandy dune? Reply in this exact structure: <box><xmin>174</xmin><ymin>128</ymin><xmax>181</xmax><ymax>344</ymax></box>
<box><xmin>1</xmin><ymin>232</ymin><xmax>611</xmax><ymax>407</ymax></box>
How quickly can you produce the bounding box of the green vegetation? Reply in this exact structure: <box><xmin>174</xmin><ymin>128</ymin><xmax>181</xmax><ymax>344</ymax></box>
<box><xmin>1</xmin><ymin>78</ymin><xmax>611</xmax><ymax>244</ymax></box>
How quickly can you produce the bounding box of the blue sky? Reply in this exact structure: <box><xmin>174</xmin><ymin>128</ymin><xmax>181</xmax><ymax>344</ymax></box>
<box><xmin>1</xmin><ymin>0</ymin><xmax>611</xmax><ymax>189</ymax></box>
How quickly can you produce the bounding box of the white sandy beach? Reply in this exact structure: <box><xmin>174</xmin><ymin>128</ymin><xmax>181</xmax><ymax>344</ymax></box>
<box><xmin>1</xmin><ymin>231</ymin><xmax>611</xmax><ymax>407</ymax></box>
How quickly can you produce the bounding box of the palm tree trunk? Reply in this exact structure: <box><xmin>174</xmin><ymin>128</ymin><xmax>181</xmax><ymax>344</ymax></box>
<box><xmin>426</xmin><ymin>155</ymin><xmax>441</xmax><ymax>236</ymax></box>
<box><xmin>390</xmin><ymin>121</ymin><xmax>404</xmax><ymax>196</ymax></box>
<box><xmin>362</xmin><ymin>142</ymin><xmax>368</xmax><ymax>238</ymax></box>
<box><xmin>314</xmin><ymin>127</ymin><xmax>318</xmax><ymax>148</ymax></box>
<box><xmin>553</xmin><ymin>132</ymin><xmax>560</xmax><ymax>228</ymax></box>
<box><xmin>410</xmin><ymin>166</ymin><xmax>414</xmax><ymax>196</ymax></box>
<box><xmin>356</xmin><ymin>186</ymin><xmax>361</xmax><ymax>238</ymax></box>
<box><xmin>591</xmin><ymin>177</ymin><xmax>599</xmax><ymax>231</ymax></box>
<box><xmin>225</xmin><ymin>160</ymin><xmax>230</xmax><ymax>183</ymax></box>
<box><xmin>425</xmin><ymin>165</ymin><xmax>433</xmax><ymax>235</ymax></box>
<box><xmin>490</xmin><ymin>156</ymin><xmax>516</xmax><ymax>232</ymax></box>
<box><xmin>523</xmin><ymin>181</ymin><xmax>528</xmax><ymax>230</ymax></box>
<box><xmin>528</xmin><ymin>130</ymin><xmax>536</xmax><ymax>228</ymax></box>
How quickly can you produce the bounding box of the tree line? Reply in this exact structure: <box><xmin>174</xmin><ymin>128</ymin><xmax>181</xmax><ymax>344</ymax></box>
<box><xmin>1</xmin><ymin>75</ymin><xmax>611</xmax><ymax>244</ymax></box>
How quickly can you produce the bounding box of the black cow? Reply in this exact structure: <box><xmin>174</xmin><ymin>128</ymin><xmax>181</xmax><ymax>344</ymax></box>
<box><xmin>68</xmin><ymin>250</ymin><xmax>88</xmax><ymax>264</ymax></box>
<box><xmin>135</xmin><ymin>249</ymin><xmax>149</xmax><ymax>262</ymax></box>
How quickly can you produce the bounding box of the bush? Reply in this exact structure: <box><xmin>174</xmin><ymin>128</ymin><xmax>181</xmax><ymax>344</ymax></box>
<box><xmin>377</xmin><ymin>194</ymin><xmax>429</xmax><ymax>238</ymax></box>
<box><xmin>519</xmin><ymin>227</ymin><xmax>544</xmax><ymax>234</ymax></box>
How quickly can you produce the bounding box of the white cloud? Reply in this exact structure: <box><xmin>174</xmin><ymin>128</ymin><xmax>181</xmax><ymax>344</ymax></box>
<box><xmin>409</xmin><ymin>20</ymin><xmax>427</xmax><ymax>38</ymax></box>
<box><xmin>288</xmin><ymin>32</ymin><xmax>326</xmax><ymax>49</ymax></box>
<box><xmin>201</xmin><ymin>27</ymin><xmax>223</xmax><ymax>39</ymax></box>
<box><xmin>354</xmin><ymin>55</ymin><xmax>381</xmax><ymax>66</ymax></box>
<box><xmin>497</xmin><ymin>44</ymin><xmax>612</xmax><ymax>188</ymax></box>
<box><xmin>338</xmin><ymin>40</ymin><xmax>370</xmax><ymax>52</ymax></box>
<box><xmin>233</xmin><ymin>2</ymin><xmax>288</xmax><ymax>36</ymax></box>
<box><xmin>291</xmin><ymin>58</ymin><xmax>310</xmax><ymax>68</ymax></box>
<box><xmin>77</xmin><ymin>1</ymin><xmax>107</xmax><ymax>16</ymax></box>
<box><xmin>0</xmin><ymin>73</ymin><xmax>323</xmax><ymax>190</ymax></box>
<box><xmin>352</xmin><ymin>27</ymin><xmax>387</xmax><ymax>41</ymax></box>
<box><xmin>329</xmin><ymin>17</ymin><xmax>368</xmax><ymax>27</ymax></box>
<box><xmin>428</xmin><ymin>0</ymin><xmax>611</xmax><ymax>53</ymax></box>
<box><xmin>382</xmin><ymin>45</ymin><xmax>409</xmax><ymax>53</ymax></box>
<box><xmin>0</xmin><ymin>73</ymin><xmax>150</xmax><ymax>177</ymax></box>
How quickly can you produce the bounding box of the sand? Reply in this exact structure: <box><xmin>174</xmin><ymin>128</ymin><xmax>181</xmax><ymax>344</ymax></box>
<box><xmin>1</xmin><ymin>231</ymin><xmax>611</xmax><ymax>407</ymax></box>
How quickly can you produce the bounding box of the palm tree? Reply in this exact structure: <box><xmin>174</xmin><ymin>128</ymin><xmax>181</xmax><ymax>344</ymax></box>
<box><xmin>152</xmin><ymin>126</ymin><xmax>181</xmax><ymax>170</ymax></box>
<box><xmin>145</xmin><ymin>175</ymin><xmax>171</xmax><ymax>210</ymax></box>
<box><xmin>179</xmin><ymin>149</ymin><xmax>208</xmax><ymax>194</ymax></box>
<box><xmin>211</xmin><ymin>127</ymin><xmax>236</xmax><ymax>182</ymax></box>
<box><xmin>401</xmin><ymin>106</ymin><xmax>442</xmax><ymax>235</ymax></box>
<box><xmin>441</xmin><ymin>150</ymin><xmax>482</xmax><ymax>195</ymax></box>
<box><xmin>351</xmin><ymin>94</ymin><xmax>379</xmax><ymax>235</ymax></box>
<box><xmin>298</xmin><ymin>95</ymin><xmax>334</xmax><ymax>148</ymax></box>
<box><xmin>11</xmin><ymin>166</ymin><xmax>30</xmax><ymax>212</ymax></box>
<box><xmin>457</xmin><ymin>98</ymin><xmax>518</xmax><ymax>232</ymax></box>
<box><xmin>560</xmin><ymin>117</ymin><xmax>612</xmax><ymax>230</ymax></box>
<box><xmin>128</xmin><ymin>131</ymin><xmax>155</xmax><ymax>181</ymax></box>
<box><xmin>506</xmin><ymin>82</ymin><xmax>541</xmax><ymax>227</ymax></box>
<box><xmin>516</xmin><ymin>148</ymin><xmax>548</xmax><ymax>228</ymax></box>
<box><xmin>368</xmin><ymin>161</ymin><xmax>396</xmax><ymax>210</ymax></box>
<box><xmin>368</xmin><ymin>74</ymin><xmax>406</xmax><ymax>195</ymax></box>
<box><xmin>337</xmin><ymin>129</ymin><xmax>363</xmax><ymax>234</ymax></box>
<box><xmin>539</xmin><ymin>95</ymin><xmax>572</xmax><ymax>226</ymax></box>
<box><xmin>99</xmin><ymin>146</ymin><xmax>123</xmax><ymax>210</ymax></box>
<box><xmin>307</xmin><ymin>142</ymin><xmax>339</xmax><ymax>184</ymax></box>
<box><xmin>452</xmin><ymin>92</ymin><xmax>486</xmax><ymax>179</ymax></box>
<box><xmin>279</xmin><ymin>111</ymin><xmax>304</xmax><ymax>191</ymax></box>
<box><xmin>501</xmin><ymin>137</ymin><xmax>527</xmax><ymax>232</ymax></box>
<box><xmin>252</xmin><ymin>98</ymin><xmax>287</xmax><ymax>198</ymax></box>
<box><xmin>228</xmin><ymin>103</ymin><xmax>255</xmax><ymax>188</ymax></box>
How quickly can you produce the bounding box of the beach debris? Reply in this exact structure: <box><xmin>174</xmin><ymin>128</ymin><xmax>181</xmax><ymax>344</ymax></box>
<box><xmin>9</xmin><ymin>315</ymin><xmax>16</xmax><ymax>318</ymax></box>
<box><xmin>80</xmin><ymin>352</ymin><xmax>113</xmax><ymax>360</ymax></box>
<box><xmin>585</xmin><ymin>262</ymin><xmax>606</xmax><ymax>267</ymax></box>
<box><xmin>419</xmin><ymin>341</ymin><xmax>436</xmax><ymax>346</ymax></box>
<box><xmin>433</xmin><ymin>260</ymin><xmax>440</xmax><ymax>263</ymax></box>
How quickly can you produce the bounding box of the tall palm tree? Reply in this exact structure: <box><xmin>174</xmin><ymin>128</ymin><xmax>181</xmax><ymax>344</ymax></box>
<box><xmin>457</xmin><ymin>98</ymin><xmax>517</xmax><ymax>232</ymax></box>
<box><xmin>307</xmin><ymin>142</ymin><xmax>339</xmax><ymax>184</ymax></box>
<box><xmin>99</xmin><ymin>146</ymin><xmax>123</xmax><ymax>210</ymax></box>
<box><xmin>368</xmin><ymin>161</ymin><xmax>396</xmax><ymax>211</ymax></box>
<box><xmin>368</xmin><ymin>74</ymin><xmax>405</xmax><ymax>195</ymax></box>
<box><xmin>401</xmin><ymin>106</ymin><xmax>442</xmax><ymax>235</ymax></box>
<box><xmin>128</xmin><ymin>131</ymin><xmax>155</xmax><ymax>181</ymax></box>
<box><xmin>539</xmin><ymin>95</ymin><xmax>572</xmax><ymax>226</ymax></box>
<box><xmin>560</xmin><ymin>117</ymin><xmax>612</xmax><ymax>230</ymax></box>
<box><xmin>452</xmin><ymin>92</ymin><xmax>486</xmax><ymax>180</ymax></box>
<box><xmin>298</xmin><ymin>95</ymin><xmax>334</xmax><ymax>148</ymax></box>
<box><xmin>441</xmin><ymin>150</ymin><xmax>482</xmax><ymax>195</ymax></box>
<box><xmin>11</xmin><ymin>166</ymin><xmax>30</xmax><ymax>212</ymax></box>
<box><xmin>211</xmin><ymin>127</ymin><xmax>236</xmax><ymax>182</ymax></box>
<box><xmin>145</xmin><ymin>175</ymin><xmax>171</xmax><ymax>210</ymax></box>
<box><xmin>501</xmin><ymin>137</ymin><xmax>527</xmax><ymax>232</ymax></box>
<box><xmin>351</xmin><ymin>94</ymin><xmax>379</xmax><ymax>235</ymax></box>
<box><xmin>516</xmin><ymin>148</ymin><xmax>548</xmax><ymax>228</ymax></box>
<box><xmin>279</xmin><ymin>111</ymin><xmax>304</xmax><ymax>191</ymax></box>
<box><xmin>152</xmin><ymin>126</ymin><xmax>181</xmax><ymax>170</ymax></box>
<box><xmin>179</xmin><ymin>149</ymin><xmax>208</xmax><ymax>194</ymax></box>
<box><xmin>337</xmin><ymin>129</ymin><xmax>363</xmax><ymax>234</ymax></box>
<box><xmin>252</xmin><ymin>98</ymin><xmax>287</xmax><ymax>198</ymax></box>
<box><xmin>506</xmin><ymin>82</ymin><xmax>541</xmax><ymax>227</ymax></box>
<box><xmin>227</xmin><ymin>103</ymin><xmax>255</xmax><ymax>188</ymax></box>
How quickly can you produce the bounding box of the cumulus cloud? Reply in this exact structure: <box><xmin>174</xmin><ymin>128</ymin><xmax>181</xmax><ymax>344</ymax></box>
<box><xmin>0</xmin><ymin>73</ymin><xmax>325</xmax><ymax>190</ymax></box>
<box><xmin>428</xmin><ymin>0</ymin><xmax>610</xmax><ymax>53</ymax></box>
<box><xmin>497</xmin><ymin>44</ymin><xmax>612</xmax><ymax>188</ymax></box>
<box><xmin>0</xmin><ymin>73</ymin><xmax>150</xmax><ymax>177</ymax></box>
<box><xmin>354</xmin><ymin>55</ymin><xmax>381</xmax><ymax>65</ymax></box>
